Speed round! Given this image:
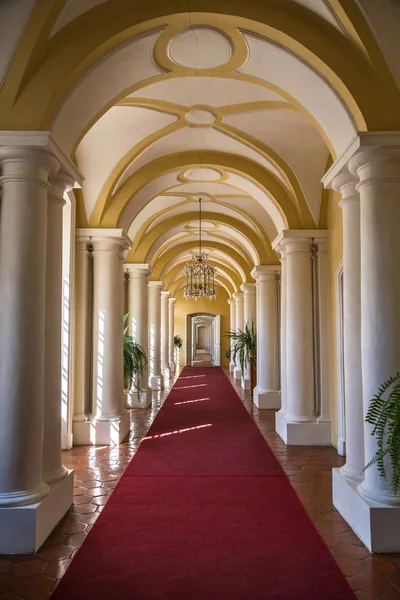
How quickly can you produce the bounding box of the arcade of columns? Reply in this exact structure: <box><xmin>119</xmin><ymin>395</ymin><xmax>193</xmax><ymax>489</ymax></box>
<box><xmin>1</xmin><ymin>137</ymin><xmax>400</xmax><ymax>553</ymax></box>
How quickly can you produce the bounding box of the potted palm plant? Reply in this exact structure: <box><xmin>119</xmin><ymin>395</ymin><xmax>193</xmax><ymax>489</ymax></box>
<box><xmin>362</xmin><ymin>372</ymin><xmax>400</xmax><ymax>493</ymax></box>
<box><xmin>226</xmin><ymin>322</ymin><xmax>257</xmax><ymax>394</ymax></box>
<box><xmin>123</xmin><ymin>314</ymin><xmax>149</xmax><ymax>408</ymax></box>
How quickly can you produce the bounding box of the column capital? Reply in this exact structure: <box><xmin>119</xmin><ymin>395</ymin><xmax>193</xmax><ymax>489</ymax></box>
<box><xmin>228</xmin><ymin>298</ymin><xmax>235</xmax><ymax>306</ymax></box>
<box><xmin>240</xmin><ymin>282</ymin><xmax>256</xmax><ymax>295</ymax></box>
<box><xmin>161</xmin><ymin>290</ymin><xmax>171</xmax><ymax>299</ymax></box>
<box><xmin>76</xmin><ymin>231</ymin><xmax>91</xmax><ymax>252</ymax></box>
<box><xmin>322</xmin><ymin>131</ymin><xmax>400</xmax><ymax>189</ymax></box>
<box><xmin>233</xmin><ymin>292</ymin><xmax>244</xmax><ymax>302</ymax></box>
<box><xmin>349</xmin><ymin>146</ymin><xmax>400</xmax><ymax>186</ymax></box>
<box><xmin>49</xmin><ymin>171</ymin><xmax>75</xmax><ymax>205</ymax></box>
<box><xmin>331</xmin><ymin>169</ymin><xmax>359</xmax><ymax>209</ymax></box>
<box><xmin>124</xmin><ymin>263</ymin><xmax>152</xmax><ymax>278</ymax></box>
<box><xmin>0</xmin><ymin>147</ymin><xmax>60</xmax><ymax>190</ymax></box>
<box><xmin>168</xmin><ymin>297</ymin><xmax>176</xmax><ymax>306</ymax></box>
<box><xmin>84</xmin><ymin>228</ymin><xmax>132</xmax><ymax>255</ymax></box>
<box><xmin>148</xmin><ymin>280</ymin><xmax>164</xmax><ymax>291</ymax></box>
<box><xmin>251</xmin><ymin>265</ymin><xmax>280</xmax><ymax>282</ymax></box>
<box><xmin>0</xmin><ymin>131</ymin><xmax>83</xmax><ymax>185</ymax></box>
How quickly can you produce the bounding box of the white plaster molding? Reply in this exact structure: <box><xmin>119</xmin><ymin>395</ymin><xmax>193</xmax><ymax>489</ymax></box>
<box><xmin>322</xmin><ymin>131</ymin><xmax>400</xmax><ymax>188</ymax></box>
<box><xmin>0</xmin><ymin>131</ymin><xmax>84</xmax><ymax>185</ymax></box>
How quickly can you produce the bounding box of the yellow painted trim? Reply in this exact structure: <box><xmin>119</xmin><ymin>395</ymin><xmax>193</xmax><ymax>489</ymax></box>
<box><xmin>88</xmin><ymin>118</ymin><xmax>186</xmax><ymax>226</ymax></box>
<box><xmin>99</xmin><ymin>151</ymin><xmax>298</xmax><ymax>229</ymax></box>
<box><xmin>133</xmin><ymin>211</ymin><xmax>269</xmax><ymax>263</ymax></box>
<box><xmin>3</xmin><ymin>3</ymin><xmax>399</xmax><ymax>134</ymax></box>
<box><xmin>148</xmin><ymin>240</ymin><xmax>253</xmax><ymax>279</ymax></box>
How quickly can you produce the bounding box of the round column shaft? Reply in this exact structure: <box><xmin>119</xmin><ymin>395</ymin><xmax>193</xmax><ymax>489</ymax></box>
<box><xmin>350</xmin><ymin>148</ymin><xmax>400</xmax><ymax>504</ymax></box>
<box><xmin>333</xmin><ymin>173</ymin><xmax>364</xmax><ymax>482</ymax></box>
<box><xmin>233</xmin><ymin>292</ymin><xmax>244</xmax><ymax>379</ymax></box>
<box><xmin>0</xmin><ymin>148</ymin><xmax>59</xmax><ymax>506</ymax></box>
<box><xmin>91</xmin><ymin>234</ymin><xmax>128</xmax><ymax>421</ymax></box>
<box><xmin>125</xmin><ymin>264</ymin><xmax>151</xmax><ymax>397</ymax></box>
<box><xmin>73</xmin><ymin>234</ymin><xmax>91</xmax><ymax>425</ymax></box>
<box><xmin>148</xmin><ymin>281</ymin><xmax>164</xmax><ymax>390</ymax></box>
<box><xmin>284</xmin><ymin>238</ymin><xmax>314</xmax><ymax>422</ymax></box>
<box><xmin>228</xmin><ymin>298</ymin><xmax>236</xmax><ymax>372</ymax></box>
<box><xmin>42</xmin><ymin>172</ymin><xmax>73</xmax><ymax>484</ymax></box>
<box><xmin>168</xmin><ymin>297</ymin><xmax>177</xmax><ymax>373</ymax></box>
<box><xmin>241</xmin><ymin>283</ymin><xmax>256</xmax><ymax>390</ymax></box>
<box><xmin>161</xmin><ymin>291</ymin><xmax>171</xmax><ymax>379</ymax></box>
<box><xmin>251</xmin><ymin>267</ymin><xmax>280</xmax><ymax>408</ymax></box>
<box><xmin>278</xmin><ymin>247</ymin><xmax>287</xmax><ymax>416</ymax></box>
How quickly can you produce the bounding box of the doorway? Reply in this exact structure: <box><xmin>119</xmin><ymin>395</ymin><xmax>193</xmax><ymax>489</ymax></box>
<box><xmin>186</xmin><ymin>313</ymin><xmax>221</xmax><ymax>367</ymax></box>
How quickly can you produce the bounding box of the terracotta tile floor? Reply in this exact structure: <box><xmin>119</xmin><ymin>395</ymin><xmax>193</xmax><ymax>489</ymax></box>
<box><xmin>1</xmin><ymin>369</ymin><xmax>400</xmax><ymax>599</ymax></box>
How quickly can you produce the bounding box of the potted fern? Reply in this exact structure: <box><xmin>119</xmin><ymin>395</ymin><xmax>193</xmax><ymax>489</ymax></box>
<box><xmin>123</xmin><ymin>314</ymin><xmax>149</xmax><ymax>409</ymax></box>
<box><xmin>362</xmin><ymin>373</ymin><xmax>400</xmax><ymax>493</ymax></box>
<box><xmin>174</xmin><ymin>334</ymin><xmax>183</xmax><ymax>350</ymax></box>
<box><xmin>225</xmin><ymin>322</ymin><xmax>257</xmax><ymax>394</ymax></box>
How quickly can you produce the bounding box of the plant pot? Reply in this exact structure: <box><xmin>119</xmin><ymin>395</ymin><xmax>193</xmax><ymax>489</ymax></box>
<box><xmin>125</xmin><ymin>390</ymin><xmax>152</xmax><ymax>409</ymax></box>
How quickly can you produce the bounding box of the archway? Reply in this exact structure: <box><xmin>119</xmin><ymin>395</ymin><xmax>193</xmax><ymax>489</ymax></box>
<box><xmin>186</xmin><ymin>312</ymin><xmax>221</xmax><ymax>366</ymax></box>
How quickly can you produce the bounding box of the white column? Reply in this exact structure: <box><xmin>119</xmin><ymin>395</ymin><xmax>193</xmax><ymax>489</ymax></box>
<box><xmin>233</xmin><ymin>292</ymin><xmax>244</xmax><ymax>379</ymax></box>
<box><xmin>326</xmin><ymin>142</ymin><xmax>400</xmax><ymax>552</ymax></box>
<box><xmin>148</xmin><ymin>281</ymin><xmax>164</xmax><ymax>390</ymax></box>
<box><xmin>332</xmin><ymin>173</ymin><xmax>364</xmax><ymax>482</ymax></box>
<box><xmin>161</xmin><ymin>291</ymin><xmax>171</xmax><ymax>379</ymax></box>
<box><xmin>228</xmin><ymin>298</ymin><xmax>236</xmax><ymax>372</ymax></box>
<box><xmin>350</xmin><ymin>147</ymin><xmax>400</xmax><ymax>506</ymax></box>
<box><xmin>251</xmin><ymin>267</ymin><xmax>280</xmax><ymax>408</ymax></box>
<box><xmin>42</xmin><ymin>172</ymin><xmax>73</xmax><ymax>484</ymax></box>
<box><xmin>272</xmin><ymin>232</ymin><xmax>331</xmax><ymax>445</ymax></box>
<box><xmin>241</xmin><ymin>283</ymin><xmax>256</xmax><ymax>390</ymax></box>
<box><xmin>314</xmin><ymin>238</ymin><xmax>331</xmax><ymax>425</ymax></box>
<box><xmin>0</xmin><ymin>148</ymin><xmax>57</xmax><ymax>507</ymax></box>
<box><xmin>0</xmin><ymin>147</ymin><xmax>73</xmax><ymax>553</ymax></box>
<box><xmin>168</xmin><ymin>297</ymin><xmax>176</xmax><ymax>373</ymax></box>
<box><xmin>124</xmin><ymin>263</ymin><xmax>151</xmax><ymax>408</ymax></box>
<box><xmin>72</xmin><ymin>234</ymin><xmax>91</xmax><ymax>443</ymax></box>
<box><xmin>90</xmin><ymin>230</ymin><xmax>131</xmax><ymax>445</ymax></box>
<box><xmin>277</xmin><ymin>246</ymin><xmax>287</xmax><ymax>416</ymax></box>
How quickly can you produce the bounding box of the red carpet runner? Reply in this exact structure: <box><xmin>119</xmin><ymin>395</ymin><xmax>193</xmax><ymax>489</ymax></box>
<box><xmin>52</xmin><ymin>367</ymin><xmax>355</xmax><ymax>599</ymax></box>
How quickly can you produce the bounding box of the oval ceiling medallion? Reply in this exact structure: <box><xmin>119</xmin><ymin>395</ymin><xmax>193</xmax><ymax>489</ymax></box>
<box><xmin>168</xmin><ymin>27</ymin><xmax>232</xmax><ymax>69</ymax></box>
<box><xmin>185</xmin><ymin>168</ymin><xmax>222</xmax><ymax>181</ymax></box>
<box><xmin>185</xmin><ymin>109</ymin><xmax>216</xmax><ymax>125</ymax></box>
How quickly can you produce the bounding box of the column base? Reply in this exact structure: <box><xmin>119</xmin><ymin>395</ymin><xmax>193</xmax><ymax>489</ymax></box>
<box><xmin>125</xmin><ymin>389</ymin><xmax>152</xmax><ymax>409</ymax></box>
<box><xmin>0</xmin><ymin>470</ymin><xmax>73</xmax><ymax>554</ymax></box>
<box><xmin>169</xmin><ymin>361</ymin><xmax>176</xmax><ymax>374</ymax></box>
<box><xmin>253</xmin><ymin>388</ymin><xmax>281</xmax><ymax>409</ymax></box>
<box><xmin>149</xmin><ymin>375</ymin><xmax>164</xmax><ymax>391</ymax></box>
<box><xmin>241</xmin><ymin>377</ymin><xmax>251</xmax><ymax>390</ymax></box>
<box><xmin>332</xmin><ymin>468</ymin><xmax>400</xmax><ymax>552</ymax></box>
<box><xmin>73</xmin><ymin>413</ymin><xmax>131</xmax><ymax>445</ymax></box>
<box><xmin>275</xmin><ymin>412</ymin><xmax>331</xmax><ymax>445</ymax></box>
<box><xmin>229</xmin><ymin>361</ymin><xmax>235</xmax><ymax>373</ymax></box>
<box><xmin>233</xmin><ymin>367</ymin><xmax>242</xmax><ymax>380</ymax></box>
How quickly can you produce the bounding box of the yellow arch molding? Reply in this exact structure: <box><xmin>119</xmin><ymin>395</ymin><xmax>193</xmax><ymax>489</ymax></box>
<box><xmin>149</xmin><ymin>240</ymin><xmax>258</xmax><ymax>280</ymax></box>
<box><xmin>133</xmin><ymin>212</ymin><xmax>270</xmax><ymax>263</ymax></box>
<box><xmin>98</xmin><ymin>151</ymin><xmax>300</xmax><ymax>229</ymax></box>
<box><xmin>145</xmin><ymin>232</ymin><xmax>255</xmax><ymax>274</ymax></box>
<box><xmin>152</xmin><ymin>242</ymin><xmax>249</xmax><ymax>283</ymax></box>
<box><xmin>216</xmin><ymin>121</ymin><xmax>316</xmax><ymax>226</ymax></box>
<box><xmin>90</xmin><ymin>99</ymin><xmax>309</xmax><ymax>229</ymax></box>
<box><xmin>87</xmin><ymin>118</ymin><xmax>186</xmax><ymax>223</ymax></box>
<box><xmin>163</xmin><ymin>260</ymin><xmax>241</xmax><ymax>292</ymax></box>
<box><xmin>2</xmin><ymin>2</ymin><xmax>399</xmax><ymax>133</ymax></box>
<box><xmin>127</xmin><ymin>194</ymin><xmax>270</xmax><ymax>263</ymax></box>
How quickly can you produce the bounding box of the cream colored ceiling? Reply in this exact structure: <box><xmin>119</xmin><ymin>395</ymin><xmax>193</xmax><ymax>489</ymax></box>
<box><xmin>70</xmin><ymin>10</ymin><xmax>345</xmax><ymax>295</ymax></box>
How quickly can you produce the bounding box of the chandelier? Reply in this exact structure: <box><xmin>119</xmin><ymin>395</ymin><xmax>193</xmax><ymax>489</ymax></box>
<box><xmin>184</xmin><ymin>198</ymin><xmax>217</xmax><ymax>301</ymax></box>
